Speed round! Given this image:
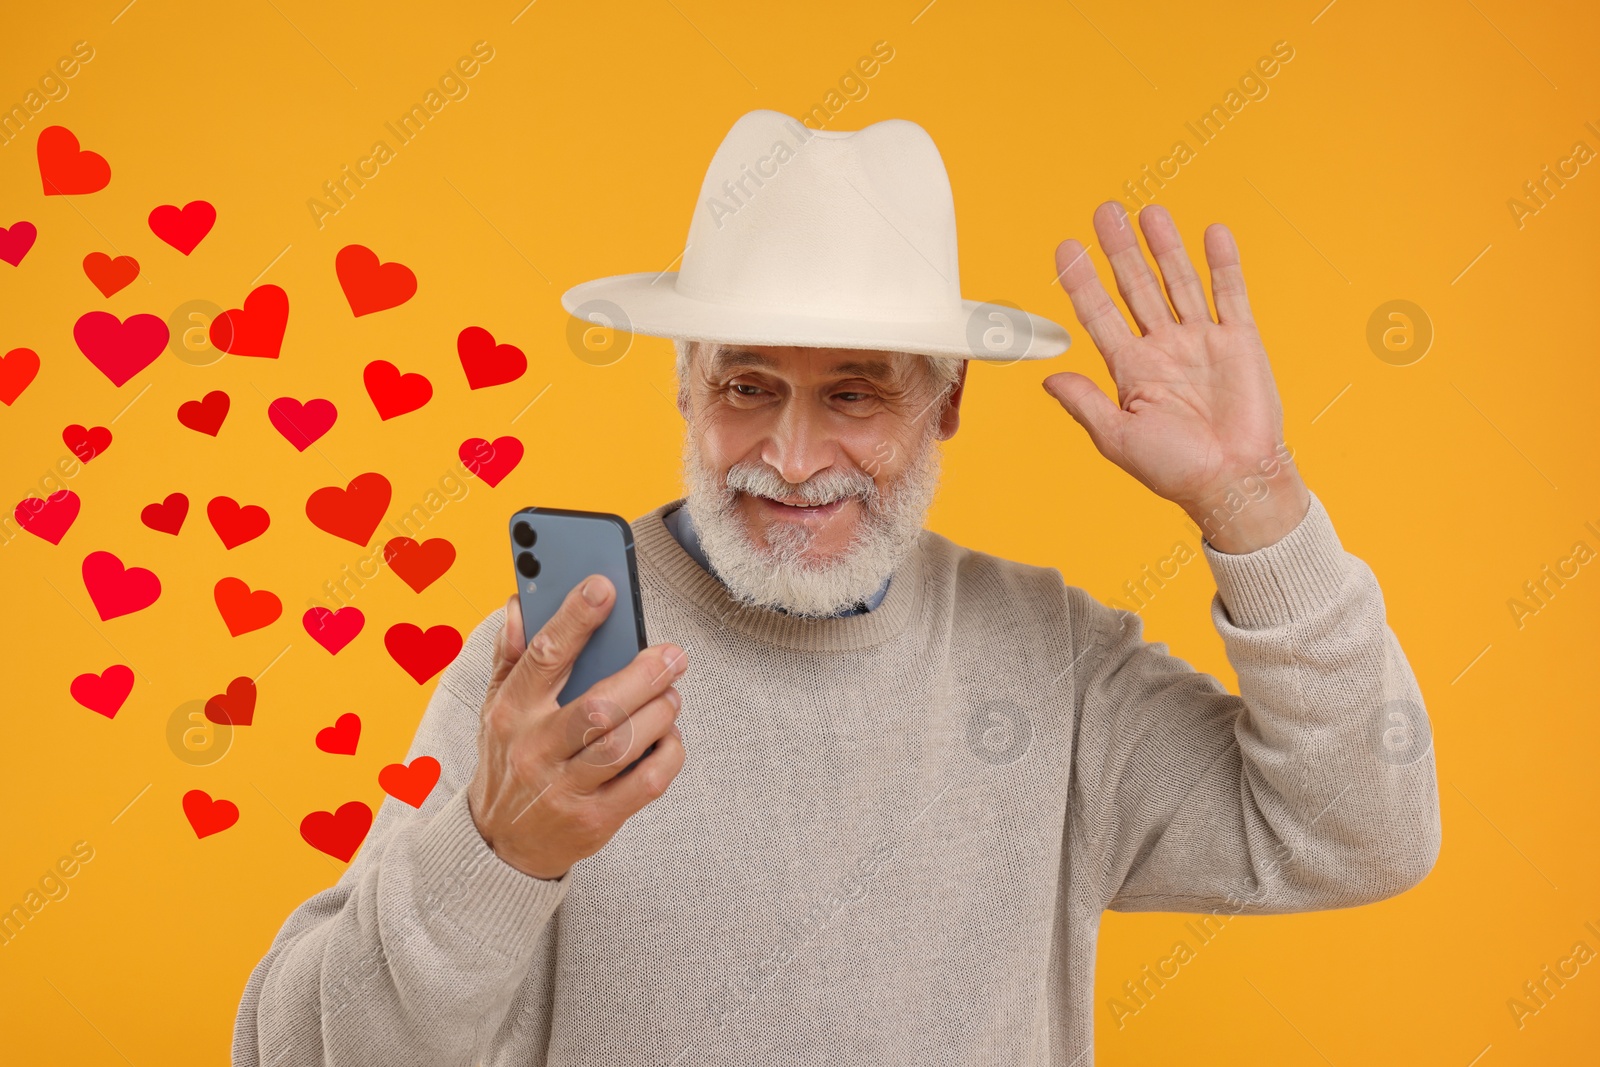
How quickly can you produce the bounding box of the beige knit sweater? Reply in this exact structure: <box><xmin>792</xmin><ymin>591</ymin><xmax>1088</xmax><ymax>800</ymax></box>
<box><xmin>232</xmin><ymin>491</ymin><xmax>1441</xmax><ymax>1065</ymax></box>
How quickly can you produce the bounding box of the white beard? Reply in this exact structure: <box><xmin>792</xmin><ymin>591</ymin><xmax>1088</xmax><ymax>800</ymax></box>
<box><xmin>680</xmin><ymin>419</ymin><xmax>943</xmax><ymax>618</ymax></box>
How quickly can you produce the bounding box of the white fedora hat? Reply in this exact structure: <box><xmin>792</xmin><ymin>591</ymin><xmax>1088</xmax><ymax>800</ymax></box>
<box><xmin>559</xmin><ymin>109</ymin><xmax>1071</xmax><ymax>362</ymax></box>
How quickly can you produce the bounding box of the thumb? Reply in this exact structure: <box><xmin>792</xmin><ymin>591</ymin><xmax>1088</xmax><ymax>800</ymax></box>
<box><xmin>484</xmin><ymin>593</ymin><xmax>524</xmax><ymax>705</ymax></box>
<box><xmin>1042</xmin><ymin>371</ymin><xmax>1125</xmax><ymax>453</ymax></box>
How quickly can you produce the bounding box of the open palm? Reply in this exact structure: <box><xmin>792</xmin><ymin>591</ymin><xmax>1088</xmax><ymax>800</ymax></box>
<box><xmin>1043</xmin><ymin>202</ymin><xmax>1294</xmax><ymax>520</ymax></box>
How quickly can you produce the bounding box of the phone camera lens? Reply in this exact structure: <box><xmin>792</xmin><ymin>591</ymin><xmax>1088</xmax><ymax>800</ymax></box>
<box><xmin>513</xmin><ymin>521</ymin><xmax>537</xmax><ymax>548</ymax></box>
<box><xmin>516</xmin><ymin>552</ymin><xmax>541</xmax><ymax>579</ymax></box>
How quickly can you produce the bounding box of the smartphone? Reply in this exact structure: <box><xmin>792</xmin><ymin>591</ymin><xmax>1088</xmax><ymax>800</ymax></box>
<box><xmin>509</xmin><ymin>507</ymin><xmax>654</xmax><ymax>774</ymax></box>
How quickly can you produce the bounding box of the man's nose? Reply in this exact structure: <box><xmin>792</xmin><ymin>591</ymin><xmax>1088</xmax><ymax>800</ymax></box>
<box><xmin>761</xmin><ymin>397</ymin><xmax>834</xmax><ymax>486</ymax></box>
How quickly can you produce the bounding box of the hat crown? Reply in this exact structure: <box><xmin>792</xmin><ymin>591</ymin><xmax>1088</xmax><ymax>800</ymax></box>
<box><xmin>675</xmin><ymin>110</ymin><xmax>964</xmax><ymax>323</ymax></box>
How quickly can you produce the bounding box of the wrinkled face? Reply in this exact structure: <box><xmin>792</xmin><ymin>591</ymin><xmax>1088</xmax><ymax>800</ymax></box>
<box><xmin>678</xmin><ymin>342</ymin><xmax>966</xmax><ymax>617</ymax></box>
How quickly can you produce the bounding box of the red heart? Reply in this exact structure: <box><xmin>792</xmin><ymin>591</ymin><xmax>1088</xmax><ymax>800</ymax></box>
<box><xmin>82</xmin><ymin>550</ymin><xmax>161</xmax><ymax>620</ymax></box>
<box><xmin>0</xmin><ymin>221</ymin><xmax>37</xmax><ymax>267</ymax></box>
<box><xmin>140</xmin><ymin>492</ymin><xmax>189</xmax><ymax>535</ymax></box>
<box><xmin>70</xmin><ymin>664</ymin><xmax>134</xmax><ymax>719</ymax></box>
<box><xmin>177</xmin><ymin>389</ymin><xmax>230</xmax><ymax>436</ymax></box>
<box><xmin>315</xmin><ymin>712</ymin><xmax>361</xmax><ymax>755</ymax></box>
<box><xmin>83</xmin><ymin>252</ymin><xmax>139</xmax><ymax>298</ymax></box>
<box><xmin>209</xmin><ymin>284</ymin><xmax>288</xmax><ymax>359</ymax></box>
<box><xmin>73</xmin><ymin>311</ymin><xmax>168</xmax><ymax>387</ymax></box>
<box><xmin>204</xmin><ymin>675</ymin><xmax>256</xmax><ymax>726</ymax></box>
<box><xmin>0</xmin><ymin>347</ymin><xmax>40</xmax><ymax>405</ymax></box>
<box><xmin>300</xmin><ymin>801</ymin><xmax>373</xmax><ymax>862</ymax></box>
<box><xmin>384</xmin><ymin>623</ymin><xmax>463</xmax><ymax>685</ymax></box>
<box><xmin>379</xmin><ymin>755</ymin><xmax>441</xmax><ymax>809</ymax></box>
<box><xmin>15</xmin><ymin>490</ymin><xmax>79</xmax><ymax>545</ymax></box>
<box><xmin>148</xmin><ymin>200</ymin><xmax>215</xmax><ymax>255</ymax></box>
<box><xmin>63</xmin><ymin>423</ymin><xmax>112</xmax><ymax>463</ymax></box>
<box><xmin>306</xmin><ymin>472</ymin><xmax>391</xmax><ymax>546</ymax></box>
<box><xmin>38</xmin><ymin>126</ymin><xmax>110</xmax><ymax>195</ymax></box>
<box><xmin>336</xmin><ymin>244</ymin><xmax>416</xmax><ymax>317</ymax></box>
<box><xmin>183</xmin><ymin>789</ymin><xmax>239</xmax><ymax>839</ymax></box>
<box><xmin>363</xmin><ymin>360</ymin><xmax>432</xmax><ymax>420</ymax></box>
<box><xmin>459</xmin><ymin>436</ymin><xmax>523</xmax><ymax>488</ymax></box>
<box><xmin>214</xmin><ymin>576</ymin><xmax>282</xmax><ymax>636</ymax></box>
<box><xmin>207</xmin><ymin>495</ymin><xmax>270</xmax><ymax>549</ymax></box>
<box><xmin>382</xmin><ymin>537</ymin><xmax>456</xmax><ymax>593</ymax></box>
<box><xmin>457</xmin><ymin>326</ymin><xmax>527</xmax><ymax>390</ymax></box>
<box><xmin>303</xmin><ymin>606</ymin><xmax>364</xmax><ymax>655</ymax></box>
<box><xmin>268</xmin><ymin>396</ymin><xmax>337</xmax><ymax>451</ymax></box>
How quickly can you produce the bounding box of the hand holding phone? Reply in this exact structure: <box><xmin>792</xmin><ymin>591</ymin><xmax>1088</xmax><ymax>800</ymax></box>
<box><xmin>467</xmin><ymin>576</ymin><xmax>687</xmax><ymax>881</ymax></box>
<box><xmin>464</xmin><ymin>508</ymin><xmax>685</xmax><ymax>882</ymax></box>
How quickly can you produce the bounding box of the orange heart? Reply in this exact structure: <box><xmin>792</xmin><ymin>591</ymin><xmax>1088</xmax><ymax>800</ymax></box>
<box><xmin>213</xmin><ymin>577</ymin><xmax>281</xmax><ymax>636</ymax></box>
<box><xmin>82</xmin><ymin>252</ymin><xmax>139</xmax><ymax>297</ymax></box>
<box><xmin>379</xmin><ymin>756</ymin><xmax>441</xmax><ymax>808</ymax></box>
<box><xmin>183</xmin><ymin>789</ymin><xmax>239</xmax><ymax>839</ymax></box>
<box><xmin>336</xmin><ymin>244</ymin><xmax>416</xmax><ymax>316</ymax></box>
<box><xmin>382</xmin><ymin>537</ymin><xmax>456</xmax><ymax>593</ymax></box>
<box><xmin>38</xmin><ymin>125</ymin><xmax>110</xmax><ymax>195</ymax></box>
<box><xmin>305</xmin><ymin>472</ymin><xmax>391</xmax><ymax>547</ymax></box>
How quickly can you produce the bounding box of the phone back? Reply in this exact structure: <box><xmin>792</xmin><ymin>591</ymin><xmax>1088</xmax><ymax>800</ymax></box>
<box><xmin>509</xmin><ymin>507</ymin><xmax>648</xmax><ymax>706</ymax></box>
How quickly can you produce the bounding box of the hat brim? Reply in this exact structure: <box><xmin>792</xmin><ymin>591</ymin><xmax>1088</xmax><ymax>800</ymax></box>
<box><xmin>560</xmin><ymin>273</ymin><xmax>1071</xmax><ymax>362</ymax></box>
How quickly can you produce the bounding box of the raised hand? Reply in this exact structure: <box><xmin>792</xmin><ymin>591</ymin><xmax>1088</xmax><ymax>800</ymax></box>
<box><xmin>1043</xmin><ymin>201</ymin><xmax>1309</xmax><ymax>554</ymax></box>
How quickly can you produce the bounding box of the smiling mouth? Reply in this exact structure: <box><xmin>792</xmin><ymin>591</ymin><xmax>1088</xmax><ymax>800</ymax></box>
<box><xmin>748</xmin><ymin>493</ymin><xmax>849</xmax><ymax>521</ymax></box>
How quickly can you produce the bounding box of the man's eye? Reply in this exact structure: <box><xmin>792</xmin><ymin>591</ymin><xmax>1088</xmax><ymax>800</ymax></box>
<box><xmin>731</xmin><ymin>383</ymin><xmax>763</xmax><ymax>397</ymax></box>
<box><xmin>836</xmin><ymin>392</ymin><xmax>872</xmax><ymax>403</ymax></box>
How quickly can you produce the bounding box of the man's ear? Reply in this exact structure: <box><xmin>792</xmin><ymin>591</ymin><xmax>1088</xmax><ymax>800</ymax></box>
<box><xmin>936</xmin><ymin>360</ymin><xmax>968</xmax><ymax>440</ymax></box>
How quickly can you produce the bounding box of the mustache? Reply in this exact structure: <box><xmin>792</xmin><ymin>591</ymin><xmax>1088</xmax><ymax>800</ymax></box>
<box><xmin>721</xmin><ymin>460</ymin><xmax>879</xmax><ymax>508</ymax></box>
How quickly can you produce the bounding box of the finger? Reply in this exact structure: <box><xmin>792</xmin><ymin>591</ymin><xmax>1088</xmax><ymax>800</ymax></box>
<box><xmin>1053</xmin><ymin>237</ymin><xmax>1136</xmax><ymax>370</ymax></box>
<box><xmin>483</xmin><ymin>594</ymin><xmax>525</xmax><ymax>708</ymax></box>
<box><xmin>1092</xmin><ymin>200</ymin><xmax>1174</xmax><ymax>335</ymax></box>
<box><xmin>1204</xmin><ymin>222</ymin><xmax>1255</xmax><ymax>326</ymax></box>
<box><xmin>595</xmin><ymin>725</ymin><xmax>686</xmax><ymax>815</ymax></box>
<box><xmin>1041</xmin><ymin>371</ymin><xmax>1127</xmax><ymax>457</ymax></box>
<box><xmin>546</xmin><ymin>643</ymin><xmax>687</xmax><ymax>761</ymax></box>
<box><xmin>1137</xmin><ymin>205</ymin><xmax>1213</xmax><ymax>324</ymax></box>
<box><xmin>500</xmin><ymin>575</ymin><xmax>616</xmax><ymax>707</ymax></box>
<box><xmin>563</xmin><ymin>687</ymin><xmax>680</xmax><ymax>790</ymax></box>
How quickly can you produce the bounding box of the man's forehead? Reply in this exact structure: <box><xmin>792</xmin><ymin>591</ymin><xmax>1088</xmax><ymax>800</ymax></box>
<box><xmin>704</xmin><ymin>344</ymin><xmax>903</xmax><ymax>380</ymax></box>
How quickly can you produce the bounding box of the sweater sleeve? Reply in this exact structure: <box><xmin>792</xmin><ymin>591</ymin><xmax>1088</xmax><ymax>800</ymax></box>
<box><xmin>231</xmin><ymin>605</ymin><xmax>568</xmax><ymax>1067</ymax></box>
<box><xmin>1063</xmin><ymin>490</ymin><xmax>1442</xmax><ymax>915</ymax></box>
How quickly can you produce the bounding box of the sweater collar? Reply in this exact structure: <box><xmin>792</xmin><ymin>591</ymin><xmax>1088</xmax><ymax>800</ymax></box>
<box><xmin>631</xmin><ymin>499</ymin><xmax>924</xmax><ymax>652</ymax></box>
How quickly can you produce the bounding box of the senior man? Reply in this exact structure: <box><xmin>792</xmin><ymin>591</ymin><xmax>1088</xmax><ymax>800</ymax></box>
<box><xmin>234</xmin><ymin>110</ymin><xmax>1440</xmax><ymax>1066</ymax></box>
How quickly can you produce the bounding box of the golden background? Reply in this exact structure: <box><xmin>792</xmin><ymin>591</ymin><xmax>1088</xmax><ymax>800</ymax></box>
<box><xmin>1</xmin><ymin>0</ymin><xmax>1596</xmax><ymax>1063</ymax></box>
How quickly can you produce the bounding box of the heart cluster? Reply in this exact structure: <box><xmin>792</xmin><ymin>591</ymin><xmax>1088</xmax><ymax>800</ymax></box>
<box><xmin>8</xmin><ymin>125</ymin><xmax>538</xmax><ymax>860</ymax></box>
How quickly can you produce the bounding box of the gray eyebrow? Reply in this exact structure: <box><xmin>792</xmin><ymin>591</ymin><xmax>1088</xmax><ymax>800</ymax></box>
<box><xmin>708</xmin><ymin>346</ymin><xmax>898</xmax><ymax>382</ymax></box>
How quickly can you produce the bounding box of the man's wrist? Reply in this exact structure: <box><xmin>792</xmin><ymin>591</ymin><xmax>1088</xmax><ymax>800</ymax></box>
<box><xmin>1181</xmin><ymin>463</ymin><xmax>1311</xmax><ymax>555</ymax></box>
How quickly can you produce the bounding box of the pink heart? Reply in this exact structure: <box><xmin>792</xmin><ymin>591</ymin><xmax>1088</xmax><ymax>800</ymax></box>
<box><xmin>0</xmin><ymin>221</ymin><xmax>37</xmax><ymax>267</ymax></box>
<box><xmin>459</xmin><ymin>436</ymin><xmax>523</xmax><ymax>489</ymax></box>
<box><xmin>74</xmin><ymin>311</ymin><xmax>169</xmax><ymax>387</ymax></box>
<box><xmin>303</xmin><ymin>606</ymin><xmax>365</xmax><ymax>655</ymax></box>
<box><xmin>268</xmin><ymin>396</ymin><xmax>337</xmax><ymax>451</ymax></box>
<box><xmin>15</xmin><ymin>490</ymin><xmax>80</xmax><ymax>545</ymax></box>
<box><xmin>82</xmin><ymin>550</ymin><xmax>161</xmax><ymax>620</ymax></box>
